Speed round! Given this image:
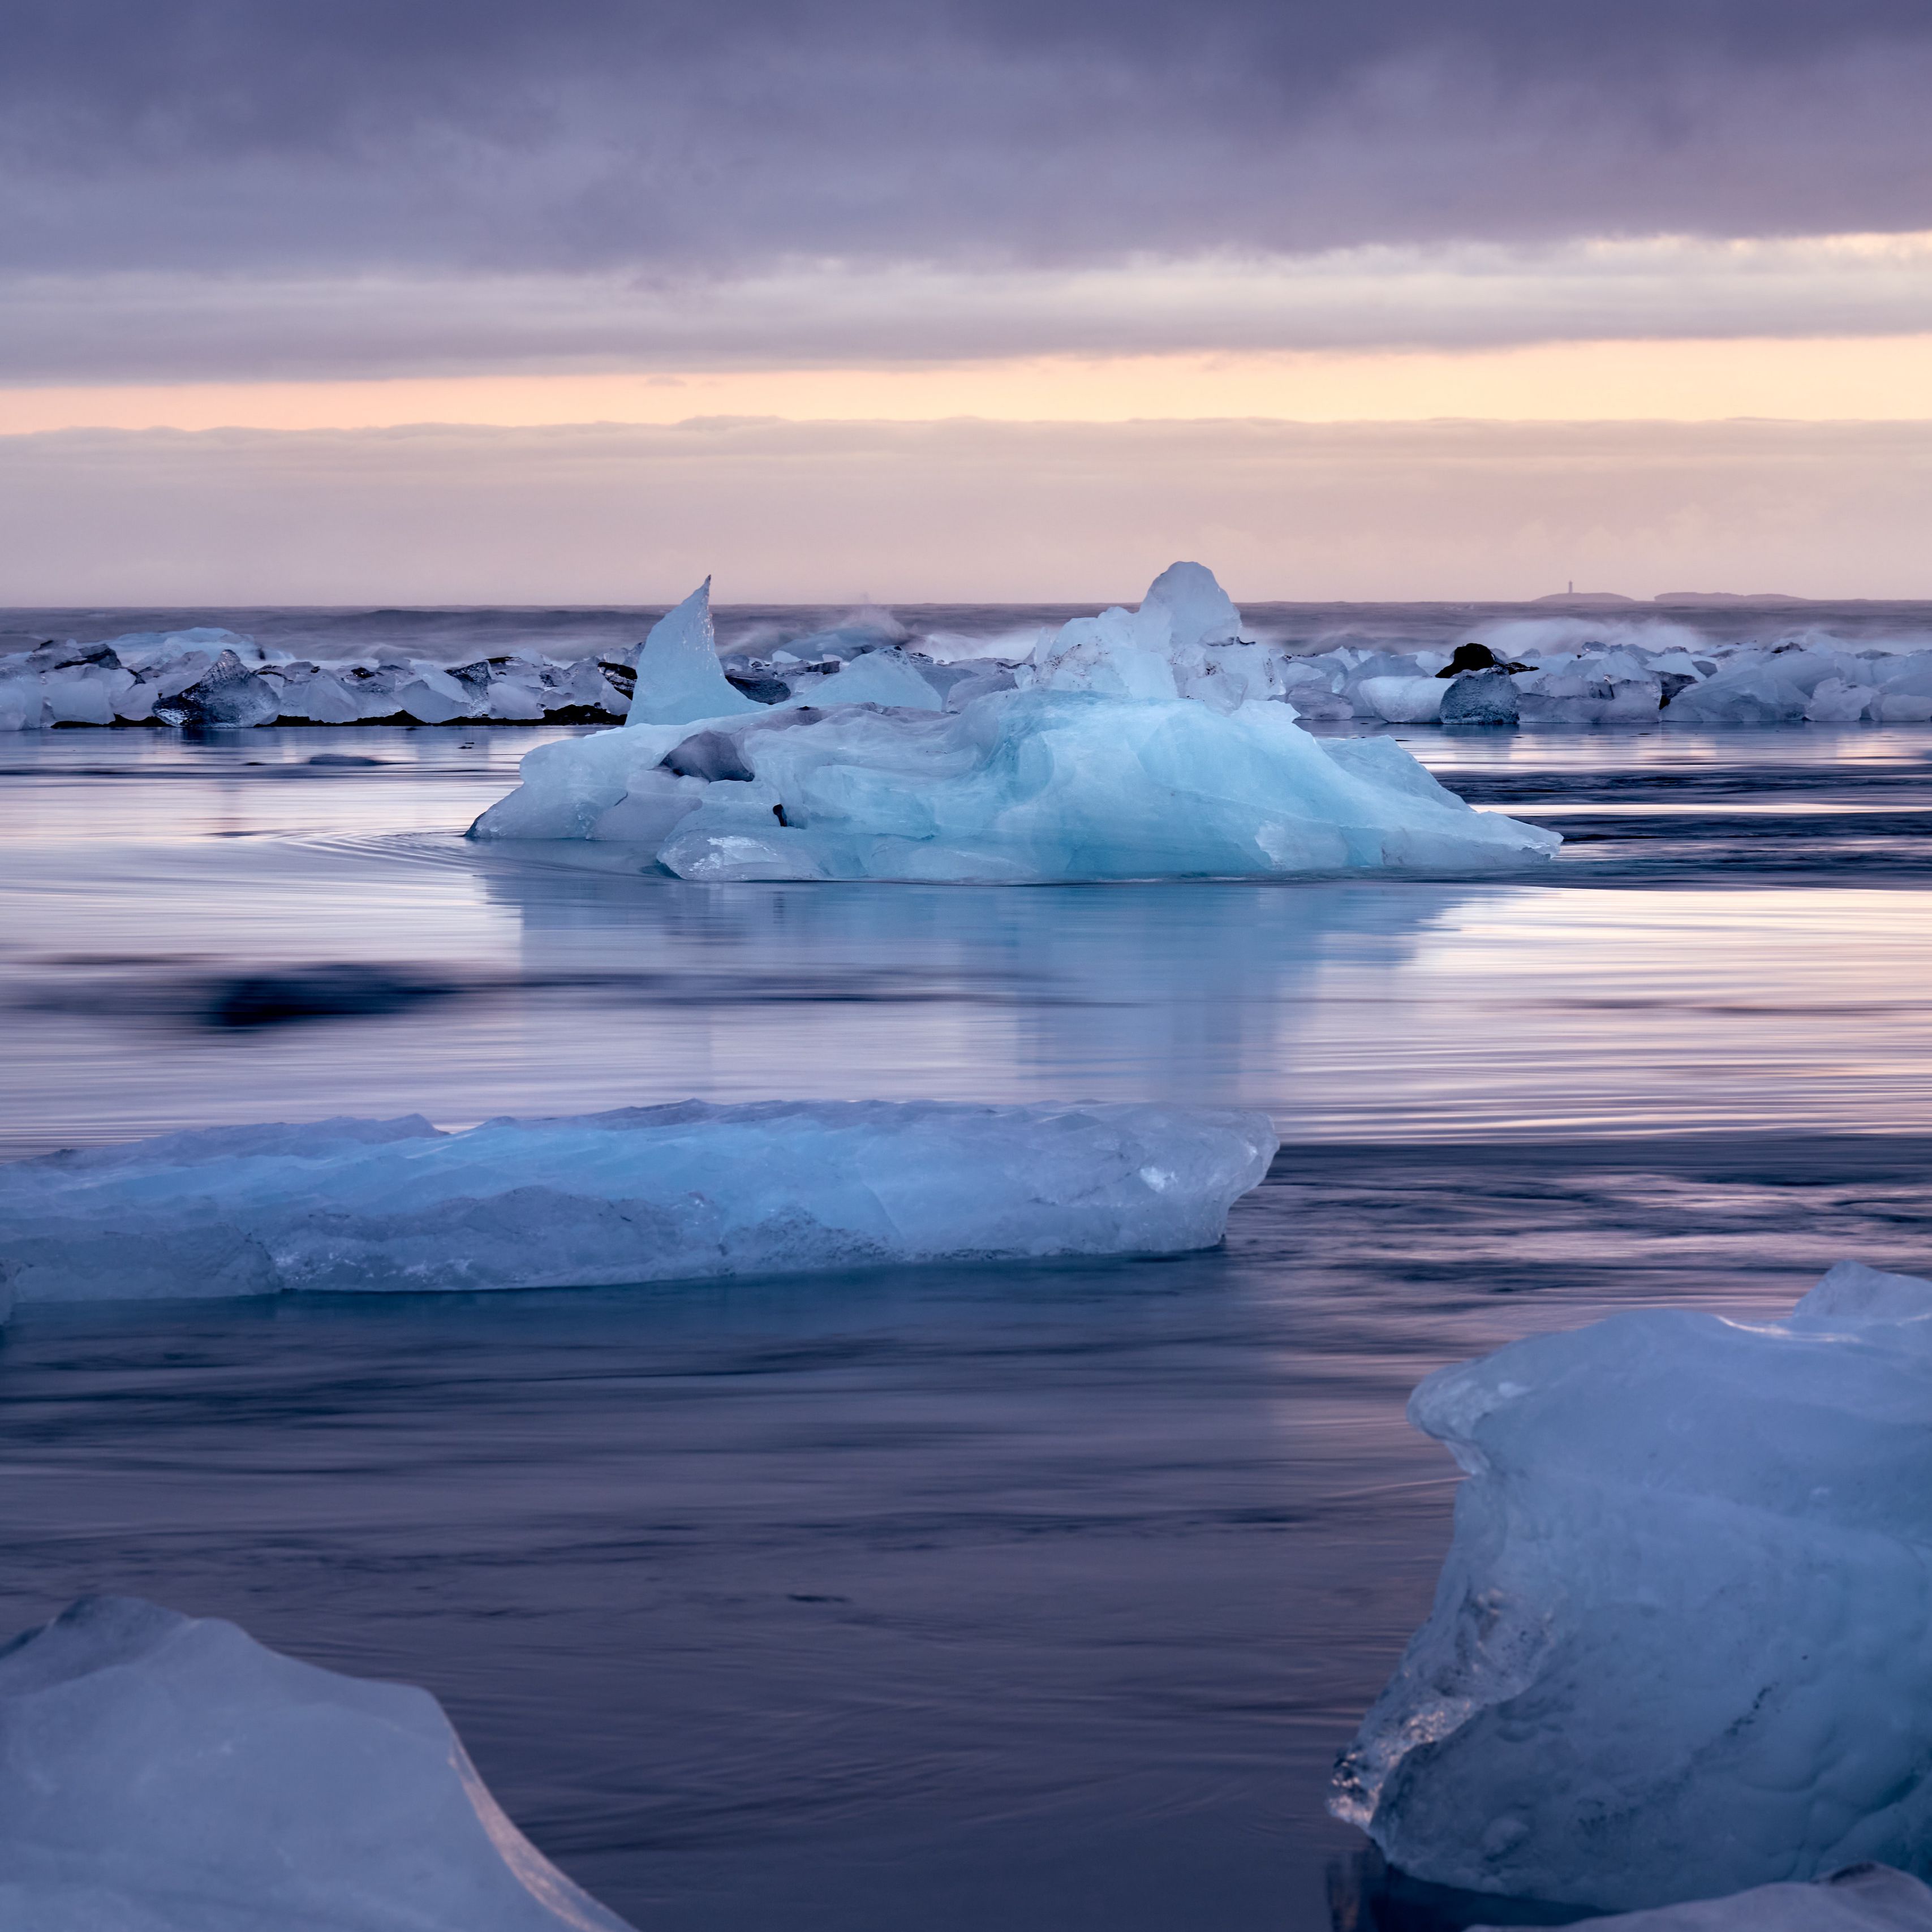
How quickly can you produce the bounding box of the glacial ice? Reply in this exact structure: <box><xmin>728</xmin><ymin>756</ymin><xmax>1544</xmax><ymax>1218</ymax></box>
<box><xmin>623</xmin><ymin>578</ymin><xmax>765</xmax><ymax>727</ymax></box>
<box><xmin>0</xmin><ymin>1100</ymin><xmax>1279</xmax><ymax>1302</ymax></box>
<box><xmin>0</xmin><ymin>1594</ymin><xmax>631</xmax><ymax>1932</ymax></box>
<box><xmin>6</xmin><ymin>582</ymin><xmax>1932</xmax><ymax>734</ymax></box>
<box><xmin>1333</xmin><ymin>1260</ymin><xmax>1932</xmax><ymax>1914</ymax></box>
<box><xmin>1473</xmin><ymin>1864</ymin><xmax>1932</xmax><ymax>1932</ymax></box>
<box><xmin>471</xmin><ymin>566</ymin><xmax>1559</xmax><ymax>880</ymax></box>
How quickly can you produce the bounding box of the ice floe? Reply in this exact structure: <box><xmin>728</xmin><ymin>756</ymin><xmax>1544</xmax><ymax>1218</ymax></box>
<box><xmin>0</xmin><ymin>1594</ymin><xmax>631</xmax><ymax>1931</ymax></box>
<box><xmin>1333</xmin><ymin>1260</ymin><xmax>1932</xmax><ymax>1913</ymax></box>
<box><xmin>0</xmin><ymin>1100</ymin><xmax>1278</xmax><ymax>1303</ymax></box>
<box><xmin>470</xmin><ymin>569</ymin><xmax>1558</xmax><ymax>880</ymax></box>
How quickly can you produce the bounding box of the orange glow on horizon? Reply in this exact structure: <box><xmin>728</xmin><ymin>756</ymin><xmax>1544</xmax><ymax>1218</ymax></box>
<box><xmin>6</xmin><ymin>334</ymin><xmax>1932</xmax><ymax>436</ymax></box>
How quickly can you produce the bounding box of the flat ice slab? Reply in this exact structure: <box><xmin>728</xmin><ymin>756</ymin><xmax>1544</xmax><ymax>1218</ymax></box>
<box><xmin>1473</xmin><ymin>1864</ymin><xmax>1932</xmax><ymax>1932</ymax></box>
<box><xmin>0</xmin><ymin>1594</ymin><xmax>631</xmax><ymax>1932</ymax></box>
<box><xmin>0</xmin><ymin>1100</ymin><xmax>1279</xmax><ymax>1303</ymax></box>
<box><xmin>1335</xmin><ymin>1261</ymin><xmax>1932</xmax><ymax>1913</ymax></box>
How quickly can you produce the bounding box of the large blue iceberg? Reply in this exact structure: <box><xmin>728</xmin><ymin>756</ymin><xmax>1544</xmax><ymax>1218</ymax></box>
<box><xmin>1334</xmin><ymin>1260</ymin><xmax>1932</xmax><ymax>1914</ymax></box>
<box><xmin>0</xmin><ymin>1594</ymin><xmax>631</xmax><ymax>1931</ymax></box>
<box><xmin>468</xmin><ymin>566</ymin><xmax>1559</xmax><ymax>881</ymax></box>
<box><xmin>0</xmin><ymin>1099</ymin><xmax>1277</xmax><ymax>1303</ymax></box>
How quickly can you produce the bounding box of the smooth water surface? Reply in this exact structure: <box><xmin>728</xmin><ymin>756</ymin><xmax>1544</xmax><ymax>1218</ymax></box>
<box><xmin>5</xmin><ymin>720</ymin><xmax>1932</xmax><ymax>1930</ymax></box>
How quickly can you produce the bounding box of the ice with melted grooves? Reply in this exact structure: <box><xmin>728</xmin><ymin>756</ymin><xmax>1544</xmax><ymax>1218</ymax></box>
<box><xmin>1334</xmin><ymin>1260</ymin><xmax>1932</xmax><ymax>1914</ymax></box>
<box><xmin>0</xmin><ymin>1100</ymin><xmax>1280</xmax><ymax>1302</ymax></box>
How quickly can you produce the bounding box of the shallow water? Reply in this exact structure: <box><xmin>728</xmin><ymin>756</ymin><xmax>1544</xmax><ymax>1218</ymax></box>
<box><xmin>3</xmin><ymin>721</ymin><xmax>1931</xmax><ymax>1929</ymax></box>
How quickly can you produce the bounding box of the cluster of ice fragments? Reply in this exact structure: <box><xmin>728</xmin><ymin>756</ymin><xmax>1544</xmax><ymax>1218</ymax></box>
<box><xmin>0</xmin><ymin>1099</ymin><xmax>1278</xmax><ymax>1305</ymax></box>
<box><xmin>8</xmin><ymin>593</ymin><xmax>1932</xmax><ymax>735</ymax></box>
<box><xmin>470</xmin><ymin>567</ymin><xmax>1560</xmax><ymax>881</ymax></box>
<box><xmin>1334</xmin><ymin>1260</ymin><xmax>1932</xmax><ymax>1916</ymax></box>
<box><xmin>0</xmin><ymin>627</ymin><xmax>631</xmax><ymax>731</ymax></box>
<box><xmin>1301</xmin><ymin>622</ymin><xmax>1932</xmax><ymax>727</ymax></box>
<box><xmin>0</xmin><ymin>1594</ymin><xmax>632</xmax><ymax>1931</ymax></box>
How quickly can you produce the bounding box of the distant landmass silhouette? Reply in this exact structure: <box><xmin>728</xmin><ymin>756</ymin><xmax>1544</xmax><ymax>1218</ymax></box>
<box><xmin>1651</xmin><ymin>591</ymin><xmax>1810</xmax><ymax>606</ymax></box>
<box><xmin>1530</xmin><ymin>591</ymin><xmax>1809</xmax><ymax>608</ymax></box>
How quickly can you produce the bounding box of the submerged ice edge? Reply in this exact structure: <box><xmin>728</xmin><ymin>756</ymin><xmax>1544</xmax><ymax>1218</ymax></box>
<box><xmin>0</xmin><ymin>1098</ymin><xmax>1279</xmax><ymax>1306</ymax></box>
<box><xmin>1335</xmin><ymin>1259</ymin><xmax>1932</xmax><ymax>1916</ymax></box>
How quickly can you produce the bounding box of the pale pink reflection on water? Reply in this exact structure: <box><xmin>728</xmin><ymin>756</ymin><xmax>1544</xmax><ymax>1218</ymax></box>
<box><xmin>5</xmin><ymin>721</ymin><xmax>1932</xmax><ymax>1932</ymax></box>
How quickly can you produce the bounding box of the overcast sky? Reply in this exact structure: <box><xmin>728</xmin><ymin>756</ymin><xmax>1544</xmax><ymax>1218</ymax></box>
<box><xmin>6</xmin><ymin>0</ymin><xmax>1932</xmax><ymax>380</ymax></box>
<box><xmin>5</xmin><ymin>1</ymin><xmax>1931</xmax><ymax>597</ymax></box>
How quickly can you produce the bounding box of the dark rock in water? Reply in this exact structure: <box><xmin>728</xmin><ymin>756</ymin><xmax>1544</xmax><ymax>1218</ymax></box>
<box><xmin>726</xmin><ymin>674</ymin><xmax>793</xmax><ymax>703</ymax></box>
<box><xmin>1436</xmin><ymin>642</ymin><xmax>1531</xmax><ymax>678</ymax></box>
<box><xmin>1440</xmin><ymin>668</ymin><xmax>1520</xmax><ymax>726</ymax></box>
<box><xmin>199</xmin><ymin>964</ymin><xmax>465</xmax><ymax>1029</ymax></box>
<box><xmin>153</xmin><ymin>649</ymin><xmax>281</xmax><ymax>729</ymax></box>
<box><xmin>307</xmin><ymin>753</ymin><xmax>385</xmax><ymax>767</ymax></box>
<box><xmin>661</xmin><ymin>729</ymin><xmax>755</xmax><ymax>782</ymax></box>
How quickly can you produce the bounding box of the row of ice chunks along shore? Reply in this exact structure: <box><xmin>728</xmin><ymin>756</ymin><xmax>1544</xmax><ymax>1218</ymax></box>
<box><xmin>1296</xmin><ymin>636</ymin><xmax>1932</xmax><ymax>726</ymax></box>
<box><xmin>11</xmin><ymin>606</ymin><xmax>1932</xmax><ymax>734</ymax></box>
<box><xmin>0</xmin><ymin>629</ymin><xmax>635</xmax><ymax>730</ymax></box>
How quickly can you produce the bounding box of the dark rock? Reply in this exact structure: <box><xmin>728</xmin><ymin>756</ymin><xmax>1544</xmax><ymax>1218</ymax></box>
<box><xmin>1436</xmin><ymin>642</ymin><xmax>1531</xmax><ymax>679</ymax></box>
<box><xmin>661</xmin><ymin>729</ymin><xmax>755</xmax><ymax>782</ymax></box>
<box><xmin>725</xmin><ymin>674</ymin><xmax>792</xmax><ymax>703</ymax></box>
<box><xmin>198</xmin><ymin>964</ymin><xmax>466</xmax><ymax>1029</ymax></box>
<box><xmin>1440</xmin><ymin>668</ymin><xmax>1520</xmax><ymax>726</ymax></box>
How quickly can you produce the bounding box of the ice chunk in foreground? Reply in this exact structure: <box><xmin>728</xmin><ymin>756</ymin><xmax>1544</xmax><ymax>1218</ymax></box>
<box><xmin>471</xmin><ymin>564</ymin><xmax>1558</xmax><ymax>880</ymax></box>
<box><xmin>0</xmin><ymin>1100</ymin><xmax>1279</xmax><ymax>1302</ymax></box>
<box><xmin>626</xmin><ymin>579</ymin><xmax>764</xmax><ymax>728</ymax></box>
<box><xmin>1333</xmin><ymin>1260</ymin><xmax>1932</xmax><ymax>1913</ymax></box>
<box><xmin>0</xmin><ymin>1594</ymin><xmax>631</xmax><ymax>1932</ymax></box>
<box><xmin>1470</xmin><ymin>1864</ymin><xmax>1932</xmax><ymax>1932</ymax></box>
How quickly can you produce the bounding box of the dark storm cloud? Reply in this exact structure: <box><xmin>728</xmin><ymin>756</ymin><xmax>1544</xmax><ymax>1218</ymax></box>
<box><xmin>4</xmin><ymin>1</ymin><xmax>1932</xmax><ymax>382</ymax></box>
<box><xmin>5</xmin><ymin>0</ymin><xmax>1932</xmax><ymax>273</ymax></box>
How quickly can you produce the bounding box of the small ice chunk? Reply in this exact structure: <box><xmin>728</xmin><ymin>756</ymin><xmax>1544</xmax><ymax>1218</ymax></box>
<box><xmin>0</xmin><ymin>1100</ymin><xmax>1280</xmax><ymax>1302</ymax></box>
<box><xmin>626</xmin><ymin>580</ymin><xmax>764</xmax><ymax>728</ymax></box>
<box><xmin>395</xmin><ymin>662</ymin><xmax>477</xmax><ymax>725</ymax></box>
<box><xmin>1352</xmin><ymin>675</ymin><xmax>1444</xmax><ymax>723</ymax></box>
<box><xmin>0</xmin><ymin>1594</ymin><xmax>631</xmax><ymax>1930</ymax></box>
<box><xmin>1333</xmin><ymin>1261</ymin><xmax>1932</xmax><ymax>1912</ymax></box>
<box><xmin>153</xmin><ymin>649</ymin><xmax>283</xmax><ymax>728</ymax></box>
<box><xmin>822</xmin><ymin>648</ymin><xmax>945</xmax><ymax>709</ymax></box>
<box><xmin>1439</xmin><ymin>669</ymin><xmax>1520</xmax><ymax>726</ymax></box>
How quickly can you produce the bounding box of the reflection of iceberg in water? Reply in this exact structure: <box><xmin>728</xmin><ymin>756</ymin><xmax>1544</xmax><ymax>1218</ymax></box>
<box><xmin>474</xmin><ymin>849</ymin><xmax>1482</xmax><ymax>1119</ymax></box>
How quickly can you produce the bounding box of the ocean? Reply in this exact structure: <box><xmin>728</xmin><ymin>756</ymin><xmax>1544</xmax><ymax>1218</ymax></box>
<box><xmin>3</xmin><ymin>687</ymin><xmax>1931</xmax><ymax>1928</ymax></box>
